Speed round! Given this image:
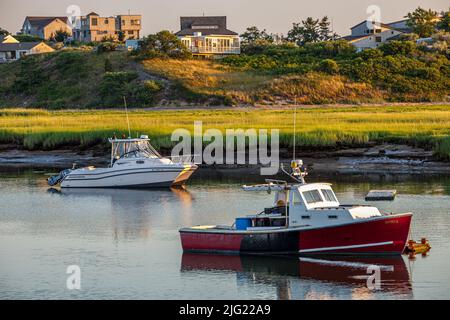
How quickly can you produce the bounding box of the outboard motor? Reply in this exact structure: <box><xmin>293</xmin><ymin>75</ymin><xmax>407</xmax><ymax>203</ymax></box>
<box><xmin>47</xmin><ymin>169</ymin><xmax>72</xmax><ymax>186</ymax></box>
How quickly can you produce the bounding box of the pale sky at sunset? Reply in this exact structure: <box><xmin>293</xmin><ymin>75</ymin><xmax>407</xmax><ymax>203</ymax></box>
<box><xmin>0</xmin><ymin>0</ymin><xmax>448</xmax><ymax>37</ymax></box>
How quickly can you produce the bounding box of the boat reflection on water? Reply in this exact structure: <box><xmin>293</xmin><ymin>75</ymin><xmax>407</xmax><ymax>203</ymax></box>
<box><xmin>181</xmin><ymin>254</ymin><xmax>413</xmax><ymax>299</ymax></box>
<box><xmin>48</xmin><ymin>187</ymin><xmax>193</xmax><ymax>241</ymax></box>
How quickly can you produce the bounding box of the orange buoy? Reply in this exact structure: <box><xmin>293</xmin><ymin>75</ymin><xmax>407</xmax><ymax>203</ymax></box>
<box><xmin>404</xmin><ymin>238</ymin><xmax>431</xmax><ymax>255</ymax></box>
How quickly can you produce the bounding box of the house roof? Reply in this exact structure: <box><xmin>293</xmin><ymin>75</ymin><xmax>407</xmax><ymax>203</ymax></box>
<box><xmin>25</xmin><ymin>16</ymin><xmax>69</xmax><ymax>29</ymax></box>
<box><xmin>350</xmin><ymin>20</ymin><xmax>411</xmax><ymax>33</ymax></box>
<box><xmin>86</xmin><ymin>12</ymin><xmax>99</xmax><ymax>16</ymax></box>
<box><xmin>351</xmin><ymin>20</ymin><xmax>400</xmax><ymax>30</ymax></box>
<box><xmin>340</xmin><ymin>35</ymin><xmax>369</xmax><ymax>42</ymax></box>
<box><xmin>0</xmin><ymin>41</ymin><xmax>48</xmax><ymax>52</ymax></box>
<box><xmin>0</xmin><ymin>34</ymin><xmax>19</xmax><ymax>43</ymax></box>
<box><xmin>386</xmin><ymin>18</ymin><xmax>409</xmax><ymax>25</ymax></box>
<box><xmin>175</xmin><ymin>16</ymin><xmax>238</xmax><ymax>36</ymax></box>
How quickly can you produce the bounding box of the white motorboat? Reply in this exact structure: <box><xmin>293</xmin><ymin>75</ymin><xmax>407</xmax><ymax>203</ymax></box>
<box><xmin>48</xmin><ymin>135</ymin><xmax>197</xmax><ymax>188</ymax></box>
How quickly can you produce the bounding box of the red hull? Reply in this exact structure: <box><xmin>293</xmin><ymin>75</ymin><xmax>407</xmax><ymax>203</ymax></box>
<box><xmin>180</xmin><ymin>214</ymin><xmax>412</xmax><ymax>255</ymax></box>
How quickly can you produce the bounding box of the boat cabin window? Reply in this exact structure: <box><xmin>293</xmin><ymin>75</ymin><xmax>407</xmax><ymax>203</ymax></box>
<box><xmin>292</xmin><ymin>190</ymin><xmax>303</xmax><ymax>205</ymax></box>
<box><xmin>321</xmin><ymin>189</ymin><xmax>337</xmax><ymax>202</ymax></box>
<box><xmin>112</xmin><ymin>140</ymin><xmax>161</xmax><ymax>161</ymax></box>
<box><xmin>302</xmin><ymin>190</ymin><xmax>323</xmax><ymax>204</ymax></box>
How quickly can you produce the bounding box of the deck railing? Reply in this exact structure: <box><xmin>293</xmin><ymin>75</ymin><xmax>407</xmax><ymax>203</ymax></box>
<box><xmin>188</xmin><ymin>46</ymin><xmax>241</xmax><ymax>54</ymax></box>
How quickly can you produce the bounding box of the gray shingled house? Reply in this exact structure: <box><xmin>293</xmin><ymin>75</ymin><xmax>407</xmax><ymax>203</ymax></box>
<box><xmin>175</xmin><ymin>16</ymin><xmax>240</xmax><ymax>56</ymax></box>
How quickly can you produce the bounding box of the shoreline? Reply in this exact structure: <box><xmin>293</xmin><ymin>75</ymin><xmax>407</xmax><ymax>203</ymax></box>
<box><xmin>1</xmin><ymin>143</ymin><xmax>449</xmax><ymax>175</ymax></box>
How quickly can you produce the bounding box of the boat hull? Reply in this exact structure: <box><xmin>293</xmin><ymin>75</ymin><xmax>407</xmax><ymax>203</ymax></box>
<box><xmin>61</xmin><ymin>165</ymin><xmax>197</xmax><ymax>188</ymax></box>
<box><xmin>180</xmin><ymin>213</ymin><xmax>412</xmax><ymax>255</ymax></box>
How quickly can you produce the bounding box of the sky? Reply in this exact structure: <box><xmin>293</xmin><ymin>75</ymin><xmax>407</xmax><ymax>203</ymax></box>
<box><xmin>0</xmin><ymin>0</ymin><xmax>448</xmax><ymax>37</ymax></box>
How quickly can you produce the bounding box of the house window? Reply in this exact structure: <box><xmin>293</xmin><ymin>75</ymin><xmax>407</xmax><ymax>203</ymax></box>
<box><xmin>375</xmin><ymin>36</ymin><xmax>382</xmax><ymax>42</ymax></box>
<box><xmin>131</xmin><ymin>19</ymin><xmax>140</xmax><ymax>26</ymax></box>
<box><xmin>391</xmin><ymin>31</ymin><xmax>394</xmax><ymax>34</ymax></box>
<box><xmin>375</xmin><ymin>29</ymin><xmax>382</xmax><ymax>33</ymax></box>
<box><xmin>192</xmin><ymin>25</ymin><xmax>218</xmax><ymax>30</ymax></box>
<box><xmin>104</xmin><ymin>19</ymin><xmax>109</xmax><ymax>24</ymax></box>
<box><xmin>181</xmin><ymin>39</ymin><xmax>190</xmax><ymax>47</ymax></box>
<box><xmin>128</xmin><ymin>30</ymin><xmax>134</xmax><ymax>35</ymax></box>
<box><xmin>92</xmin><ymin>18</ymin><xmax>98</xmax><ymax>26</ymax></box>
<box><xmin>122</xmin><ymin>20</ymin><xmax>126</xmax><ymax>25</ymax></box>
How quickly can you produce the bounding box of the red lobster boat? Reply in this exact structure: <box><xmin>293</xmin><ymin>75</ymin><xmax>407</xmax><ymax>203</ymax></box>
<box><xmin>180</xmin><ymin>160</ymin><xmax>412</xmax><ymax>255</ymax></box>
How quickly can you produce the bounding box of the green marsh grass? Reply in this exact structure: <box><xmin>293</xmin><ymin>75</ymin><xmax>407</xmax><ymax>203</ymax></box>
<box><xmin>0</xmin><ymin>106</ymin><xmax>449</xmax><ymax>157</ymax></box>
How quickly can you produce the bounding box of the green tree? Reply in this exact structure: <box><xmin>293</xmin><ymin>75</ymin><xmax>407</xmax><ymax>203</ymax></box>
<box><xmin>0</xmin><ymin>27</ymin><xmax>9</xmax><ymax>36</ymax></box>
<box><xmin>104</xmin><ymin>57</ymin><xmax>113</xmax><ymax>72</ymax></box>
<box><xmin>53</xmin><ymin>29</ymin><xmax>70</xmax><ymax>42</ymax></box>
<box><xmin>287</xmin><ymin>17</ymin><xmax>336</xmax><ymax>45</ymax></box>
<box><xmin>406</xmin><ymin>7</ymin><xmax>439</xmax><ymax>37</ymax></box>
<box><xmin>138</xmin><ymin>30</ymin><xmax>191</xmax><ymax>59</ymax></box>
<box><xmin>287</xmin><ymin>17</ymin><xmax>320</xmax><ymax>45</ymax></box>
<box><xmin>117</xmin><ymin>30</ymin><xmax>125</xmax><ymax>42</ymax></box>
<box><xmin>13</xmin><ymin>34</ymin><xmax>43</xmax><ymax>42</ymax></box>
<box><xmin>437</xmin><ymin>10</ymin><xmax>450</xmax><ymax>32</ymax></box>
<box><xmin>240</xmin><ymin>26</ymin><xmax>274</xmax><ymax>46</ymax></box>
<box><xmin>318</xmin><ymin>16</ymin><xmax>338</xmax><ymax>41</ymax></box>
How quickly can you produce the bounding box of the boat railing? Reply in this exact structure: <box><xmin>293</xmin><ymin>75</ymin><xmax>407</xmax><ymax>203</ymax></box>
<box><xmin>168</xmin><ymin>154</ymin><xmax>197</xmax><ymax>164</ymax></box>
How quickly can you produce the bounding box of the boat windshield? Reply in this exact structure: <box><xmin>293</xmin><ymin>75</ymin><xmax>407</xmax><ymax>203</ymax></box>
<box><xmin>111</xmin><ymin>140</ymin><xmax>161</xmax><ymax>161</ymax></box>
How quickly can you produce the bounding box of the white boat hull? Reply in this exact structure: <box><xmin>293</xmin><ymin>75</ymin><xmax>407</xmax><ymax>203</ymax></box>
<box><xmin>60</xmin><ymin>165</ymin><xmax>197</xmax><ymax>188</ymax></box>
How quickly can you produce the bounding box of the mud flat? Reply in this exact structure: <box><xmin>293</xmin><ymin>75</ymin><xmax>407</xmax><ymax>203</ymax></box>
<box><xmin>0</xmin><ymin>143</ymin><xmax>449</xmax><ymax>175</ymax></box>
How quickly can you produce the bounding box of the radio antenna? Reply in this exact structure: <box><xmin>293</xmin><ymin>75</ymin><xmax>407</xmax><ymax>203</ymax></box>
<box><xmin>123</xmin><ymin>96</ymin><xmax>131</xmax><ymax>138</ymax></box>
<box><xmin>293</xmin><ymin>98</ymin><xmax>297</xmax><ymax>160</ymax></box>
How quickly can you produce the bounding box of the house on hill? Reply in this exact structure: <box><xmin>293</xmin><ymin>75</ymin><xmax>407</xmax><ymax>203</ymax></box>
<box><xmin>0</xmin><ymin>41</ymin><xmax>54</xmax><ymax>62</ymax></box>
<box><xmin>21</xmin><ymin>16</ymin><xmax>72</xmax><ymax>40</ymax></box>
<box><xmin>72</xmin><ymin>12</ymin><xmax>142</xmax><ymax>42</ymax></box>
<box><xmin>0</xmin><ymin>34</ymin><xmax>20</xmax><ymax>43</ymax></box>
<box><xmin>175</xmin><ymin>16</ymin><xmax>240</xmax><ymax>56</ymax></box>
<box><xmin>341</xmin><ymin>20</ymin><xmax>409</xmax><ymax>51</ymax></box>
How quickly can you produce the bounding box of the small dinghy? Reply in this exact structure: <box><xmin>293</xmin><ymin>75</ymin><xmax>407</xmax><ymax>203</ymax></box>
<box><xmin>179</xmin><ymin>160</ymin><xmax>412</xmax><ymax>255</ymax></box>
<box><xmin>48</xmin><ymin>135</ymin><xmax>197</xmax><ymax>188</ymax></box>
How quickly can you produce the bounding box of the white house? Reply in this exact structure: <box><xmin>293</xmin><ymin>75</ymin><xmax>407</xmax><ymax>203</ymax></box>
<box><xmin>175</xmin><ymin>16</ymin><xmax>240</xmax><ymax>56</ymax></box>
<box><xmin>0</xmin><ymin>41</ymin><xmax>54</xmax><ymax>62</ymax></box>
<box><xmin>341</xmin><ymin>20</ymin><xmax>412</xmax><ymax>51</ymax></box>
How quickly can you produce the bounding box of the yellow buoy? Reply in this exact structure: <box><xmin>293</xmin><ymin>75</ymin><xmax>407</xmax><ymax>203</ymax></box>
<box><xmin>404</xmin><ymin>238</ymin><xmax>431</xmax><ymax>255</ymax></box>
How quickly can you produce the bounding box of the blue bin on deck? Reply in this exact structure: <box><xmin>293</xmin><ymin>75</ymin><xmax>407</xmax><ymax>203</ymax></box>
<box><xmin>235</xmin><ymin>217</ymin><xmax>252</xmax><ymax>230</ymax></box>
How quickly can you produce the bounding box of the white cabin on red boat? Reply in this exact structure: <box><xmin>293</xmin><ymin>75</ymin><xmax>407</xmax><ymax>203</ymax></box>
<box><xmin>240</xmin><ymin>181</ymin><xmax>383</xmax><ymax>231</ymax></box>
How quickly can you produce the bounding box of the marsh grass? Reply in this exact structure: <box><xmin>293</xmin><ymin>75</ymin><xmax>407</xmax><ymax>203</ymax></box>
<box><xmin>0</xmin><ymin>106</ymin><xmax>449</xmax><ymax>157</ymax></box>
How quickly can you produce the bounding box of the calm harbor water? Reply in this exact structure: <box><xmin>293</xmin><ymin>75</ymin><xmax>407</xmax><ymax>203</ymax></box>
<box><xmin>0</xmin><ymin>168</ymin><xmax>450</xmax><ymax>299</ymax></box>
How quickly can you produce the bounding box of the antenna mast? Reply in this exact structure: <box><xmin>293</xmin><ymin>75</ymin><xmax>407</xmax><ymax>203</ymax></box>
<box><xmin>123</xmin><ymin>96</ymin><xmax>131</xmax><ymax>138</ymax></box>
<box><xmin>293</xmin><ymin>98</ymin><xmax>297</xmax><ymax>160</ymax></box>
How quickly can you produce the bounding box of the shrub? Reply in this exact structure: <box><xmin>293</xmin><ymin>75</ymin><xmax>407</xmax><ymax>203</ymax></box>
<box><xmin>317</xmin><ymin>59</ymin><xmax>339</xmax><ymax>74</ymax></box>
<box><xmin>358</xmin><ymin>48</ymin><xmax>383</xmax><ymax>60</ymax></box>
<box><xmin>379</xmin><ymin>41</ymin><xmax>416</xmax><ymax>56</ymax></box>
<box><xmin>99</xmin><ymin>71</ymin><xmax>139</xmax><ymax>105</ymax></box>
<box><xmin>134</xmin><ymin>30</ymin><xmax>192</xmax><ymax>60</ymax></box>
<box><xmin>97</xmin><ymin>42</ymin><xmax>117</xmax><ymax>54</ymax></box>
<box><xmin>143</xmin><ymin>80</ymin><xmax>162</xmax><ymax>92</ymax></box>
<box><xmin>104</xmin><ymin>58</ymin><xmax>113</xmax><ymax>72</ymax></box>
<box><xmin>408</xmin><ymin>67</ymin><xmax>441</xmax><ymax>81</ymax></box>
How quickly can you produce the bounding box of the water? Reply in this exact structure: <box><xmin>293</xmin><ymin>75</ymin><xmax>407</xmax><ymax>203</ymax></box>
<box><xmin>0</xmin><ymin>169</ymin><xmax>449</xmax><ymax>299</ymax></box>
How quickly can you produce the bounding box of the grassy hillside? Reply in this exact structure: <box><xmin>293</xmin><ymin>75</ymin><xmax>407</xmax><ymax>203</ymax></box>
<box><xmin>0</xmin><ymin>106</ymin><xmax>449</xmax><ymax>159</ymax></box>
<box><xmin>0</xmin><ymin>39</ymin><xmax>448</xmax><ymax>108</ymax></box>
<box><xmin>142</xmin><ymin>40</ymin><xmax>450</xmax><ymax>105</ymax></box>
<box><xmin>0</xmin><ymin>50</ymin><xmax>162</xmax><ymax>109</ymax></box>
